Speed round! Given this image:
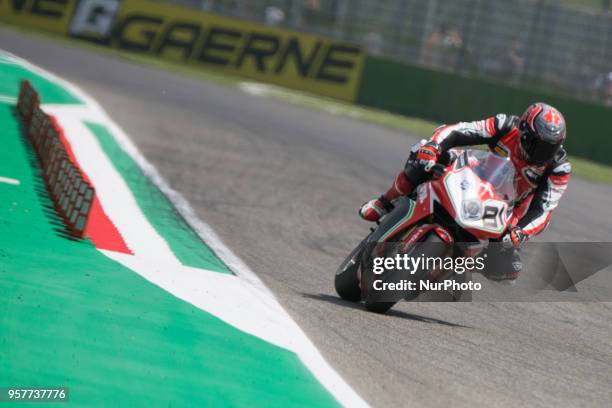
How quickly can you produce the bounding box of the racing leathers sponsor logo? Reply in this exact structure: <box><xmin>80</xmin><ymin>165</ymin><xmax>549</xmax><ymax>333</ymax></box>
<box><xmin>493</xmin><ymin>143</ymin><xmax>510</xmax><ymax>157</ymax></box>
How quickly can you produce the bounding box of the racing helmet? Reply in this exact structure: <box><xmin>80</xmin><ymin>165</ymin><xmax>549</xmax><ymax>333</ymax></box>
<box><xmin>519</xmin><ymin>103</ymin><xmax>567</xmax><ymax>166</ymax></box>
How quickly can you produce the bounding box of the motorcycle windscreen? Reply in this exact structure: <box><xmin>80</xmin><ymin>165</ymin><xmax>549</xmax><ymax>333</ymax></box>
<box><xmin>444</xmin><ymin>151</ymin><xmax>517</xmax><ymax>236</ymax></box>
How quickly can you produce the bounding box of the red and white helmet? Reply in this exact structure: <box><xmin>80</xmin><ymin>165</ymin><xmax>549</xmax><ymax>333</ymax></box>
<box><xmin>519</xmin><ymin>103</ymin><xmax>566</xmax><ymax>166</ymax></box>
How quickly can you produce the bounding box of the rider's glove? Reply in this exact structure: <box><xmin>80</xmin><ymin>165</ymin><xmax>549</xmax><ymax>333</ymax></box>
<box><xmin>415</xmin><ymin>142</ymin><xmax>441</xmax><ymax>172</ymax></box>
<box><xmin>503</xmin><ymin>226</ymin><xmax>527</xmax><ymax>250</ymax></box>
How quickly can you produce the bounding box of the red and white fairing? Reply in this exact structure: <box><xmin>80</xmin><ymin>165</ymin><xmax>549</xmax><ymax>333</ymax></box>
<box><xmin>381</xmin><ymin>150</ymin><xmax>518</xmax><ymax>244</ymax></box>
<box><xmin>433</xmin><ymin>150</ymin><xmax>516</xmax><ymax>240</ymax></box>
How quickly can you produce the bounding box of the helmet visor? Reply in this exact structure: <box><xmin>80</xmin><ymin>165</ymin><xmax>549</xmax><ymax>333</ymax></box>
<box><xmin>522</xmin><ymin>129</ymin><xmax>561</xmax><ymax>165</ymax></box>
<box><xmin>529</xmin><ymin>140</ymin><xmax>560</xmax><ymax>165</ymax></box>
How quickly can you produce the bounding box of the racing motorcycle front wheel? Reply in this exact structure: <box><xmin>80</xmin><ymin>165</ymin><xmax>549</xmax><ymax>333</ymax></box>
<box><xmin>334</xmin><ymin>236</ymin><xmax>369</xmax><ymax>302</ymax></box>
<box><xmin>363</xmin><ymin>232</ymin><xmax>449</xmax><ymax>314</ymax></box>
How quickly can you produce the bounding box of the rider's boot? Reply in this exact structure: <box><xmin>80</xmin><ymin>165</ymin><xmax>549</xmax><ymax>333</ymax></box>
<box><xmin>359</xmin><ymin>170</ymin><xmax>415</xmax><ymax>222</ymax></box>
<box><xmin>482</xmin><ymin>247</ymin><xmax>522</xmax><ymax>283</ymax></box>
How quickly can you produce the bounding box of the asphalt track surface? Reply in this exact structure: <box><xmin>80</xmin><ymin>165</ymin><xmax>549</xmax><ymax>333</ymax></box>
<box><xmin>2</xmin><ymin>27</ymin><xmax>611</xmax><ymax>408</ymax></box>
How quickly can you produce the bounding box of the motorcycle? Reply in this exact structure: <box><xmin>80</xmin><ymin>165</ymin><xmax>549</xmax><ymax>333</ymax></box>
<box><xmin>335</xmin><ymin>149</ymin><xmax>518</xmax><ymax>313</ymax></box>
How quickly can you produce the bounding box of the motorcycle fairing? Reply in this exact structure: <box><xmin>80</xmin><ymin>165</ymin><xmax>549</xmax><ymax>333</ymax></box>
<box><xmin>375</xmin><ymin>150</ymin><xmax>516</xmax><ymax>244</ymax></box>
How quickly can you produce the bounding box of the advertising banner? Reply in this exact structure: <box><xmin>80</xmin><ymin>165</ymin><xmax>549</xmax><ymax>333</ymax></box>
<box><xmin>0</xmin><ymin>0</ymin><xmax>79</xmax><ymax>34</ymax></box>
<box><xmin>67</xmin><ymin>0</ymin><xmax>365</xmax><ymax>101</ymax></box>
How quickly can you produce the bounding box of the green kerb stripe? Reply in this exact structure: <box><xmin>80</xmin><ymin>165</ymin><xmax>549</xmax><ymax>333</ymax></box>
<box><xmin>0</xmin><ymin>53</ymin><xmax>82</xmax><ymax>104</ymax></box>
<box><xmin>0</xmin><ymin>103</ymin><xmax>339</xmax><ymax>408</ymax></box>
<box><xmin>85</xmin><ymin>121</ymin><xmax>231</xmax><ymax>273</ymax></box>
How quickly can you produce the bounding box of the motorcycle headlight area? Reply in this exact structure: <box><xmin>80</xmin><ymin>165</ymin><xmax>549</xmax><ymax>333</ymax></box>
<box><xmin>462</xmin><ymin>199</ymin><xmax>483</xmax><ymax>220</ymax></box>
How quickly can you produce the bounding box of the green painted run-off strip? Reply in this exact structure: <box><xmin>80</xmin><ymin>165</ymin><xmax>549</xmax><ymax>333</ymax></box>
<box><xmin>0</xmin><ymin>53</ymin><xmax>340</xmax><ymax>407</ymax></box>
<box><xmin>86</xmin><ymin>120</ymin><xmax>231</xmax><ymax>273</ymax></box>
<box><xmin>0</xmin><ymin>54</ymin><xmax>82</xmax><ymax>105</ymax></box>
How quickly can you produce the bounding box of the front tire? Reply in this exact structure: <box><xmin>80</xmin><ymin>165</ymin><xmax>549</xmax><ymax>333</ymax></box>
<box><xmin>334</xmin><ymin>237</ymin><xmax>368</xmax><ymax>302</ymax></box>
<box><xmin>364</xmin><ymin>300</ymin><xmax>395</xmax><ymax>314</ymax></box>
<box><xmin>334</xmin><ymin>265</ymin><xmax>361</xmax><ymax>302</ymax></box>
<box><xmin>362</xmin><ymin>231</ymin><xmax>449</xmax><ymax>314</ymax></box>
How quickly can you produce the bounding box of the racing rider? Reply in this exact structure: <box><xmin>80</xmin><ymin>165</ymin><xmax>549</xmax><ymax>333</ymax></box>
<box><xmin>359</xmin><ymin>103</ymin><xmax>571</xmax><ymax>281</ymax></box>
